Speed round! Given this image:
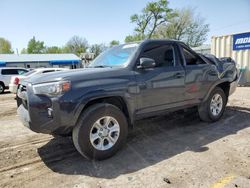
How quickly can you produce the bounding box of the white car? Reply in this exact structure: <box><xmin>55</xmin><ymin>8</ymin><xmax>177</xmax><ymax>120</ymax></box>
<box><xmin>0</xmin><ymin>67</ymin><xmax>28</xmax><ymax>94</ymax></box>
<box><xmin>9</xmin><ymin>68</ymin><xmax>68</xmax><ymax>94</ymax></box>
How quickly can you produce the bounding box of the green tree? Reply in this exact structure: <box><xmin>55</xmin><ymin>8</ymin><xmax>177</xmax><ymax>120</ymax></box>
<box><xmin>126</xmin><ymin>0</ymin><xmax>175</xmax><ymax>41</ymax></box>
<box><xmin>21</xmin><ymin>48</ymin><xmax>27</xmax><ymax>54</ymax></box>
<box><xmin>27</xmin><ymin>36</ymin><xmax>45</xmax><ymax>54</ymax></box>
<box><xmin>109</xmin><ymin>40</ymin><xmax>120</xmax><ymax>47</ymax></box>
<box><xmin>154</xmin><ymin>8</ymin><xmax>209</xmax><ymax>47</ymax></box>
<box><xmin>65</xmin><ymin>36</ymin><xmax>88</xmax><ymax>56</ymax></box>
<box><xmin>45</xmin><ymin>46</ymin><xmax>63</xmax><ymax>53</ymax></box>
<box><xmin>89</xmin><ymin>44</ymin><xmax>107</xmax><ymax>58</ymax></box>
<box><xmin>0</xmin><ymin>37</ymin><xmax>13</xmax><ymax>54</ymax></box>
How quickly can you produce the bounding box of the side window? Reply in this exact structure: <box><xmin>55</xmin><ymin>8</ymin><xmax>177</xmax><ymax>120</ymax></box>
<box><xmin>182</xmin><ymin>47</ymin><xmax>206</xmax><ymax>65</ymax></box>
<box><xmin>141</xmin><ymin>44</ymin><xmax>175</xmax><ymax>67</ymax></box>
<box><xmin>42</xmin><ymin>70</ymin><xmax>55</xmax><ymax>73</ymax></box>
<box><xmin>18</xmin><ymin>69</ymin><xmax>28</xmax><ymax>75</ymax></box>
<box><xmin>1</xmin><ymin>69</ymin><xmax>18</xmax><ymax>75</ymax></box>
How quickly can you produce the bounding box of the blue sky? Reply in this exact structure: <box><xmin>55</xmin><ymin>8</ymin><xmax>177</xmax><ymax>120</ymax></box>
<box><xmin>1</xmin><ymin>0</ymin><xmax>250</xmax><ymax>52</ymax></box>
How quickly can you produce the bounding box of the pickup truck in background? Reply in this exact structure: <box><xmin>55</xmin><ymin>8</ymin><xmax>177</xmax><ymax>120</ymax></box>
<box><xmin>16</xmin><ymin>40</ymin><xmax>239</xmax><ymax>160</ymax></box>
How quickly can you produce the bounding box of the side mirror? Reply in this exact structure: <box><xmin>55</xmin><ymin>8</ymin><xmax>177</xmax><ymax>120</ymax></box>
<box><xmin>137</xmin><ymin>58</ymin><xmax>156</xmax><ymax>69</ymax></box>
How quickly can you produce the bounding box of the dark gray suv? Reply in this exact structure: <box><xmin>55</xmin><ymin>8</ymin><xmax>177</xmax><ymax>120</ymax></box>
<box><xmin>17</xmin><ymin>40</ymin><xmax>239</xmax><ymax>160</ymax></box>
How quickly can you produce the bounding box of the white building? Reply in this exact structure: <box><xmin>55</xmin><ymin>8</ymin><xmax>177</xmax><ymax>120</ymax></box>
<box><xmin>0</xmin><ymin>54</ymin><xmax>82</xmax><ymax>69</ymax></box>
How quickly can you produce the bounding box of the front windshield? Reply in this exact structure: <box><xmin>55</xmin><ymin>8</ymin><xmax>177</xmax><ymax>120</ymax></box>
<box><xmin>89</xmin><ymin>43</ymin><xmax>139</xmax><ymax>68</ymax></box>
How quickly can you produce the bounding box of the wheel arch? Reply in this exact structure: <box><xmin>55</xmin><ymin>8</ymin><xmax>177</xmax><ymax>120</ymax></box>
<box><xmin>77</xmin><ymin>96</ymin><xmax>133</xmax><ymax>129</ymax></box>
<box><xmin>0</xmin><ymin>81</ymin><xmax>5</xmax><ymax>87</ymax></box>
<box><xmin>203</xmin><ymin>80</ymin><xmax>231</xmax><ymax>102</ymax></box>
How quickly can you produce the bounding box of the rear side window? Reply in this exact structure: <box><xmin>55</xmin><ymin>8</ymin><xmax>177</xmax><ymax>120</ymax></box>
<box><xmin>140</xmin><ymin>44</ymin><xmax>175</xmax><ymax>67</ymax></box>
<box><xmin>182</xmin><ymin>47</ymin><xmax>206</xmax><ymax>65</ymax></box>
<box><xmin>17</xmin><ymin>69</ymin><xmax>28</xmax><ymax>75</ymax></box>
<box><xmin>42</xmin><ymin>70</ymin><xmax>55</xmax><ymax>73</ymax></box>
<box><xmin>1</xmin><ymin>69</ymin><xmax>19</xmax><ymax>75</ymax></box>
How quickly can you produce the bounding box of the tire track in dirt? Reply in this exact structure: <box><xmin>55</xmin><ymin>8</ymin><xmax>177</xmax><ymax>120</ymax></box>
<box><xmin>0</xmin><ymin>136</ymin><xmax>79</xmax><ymax>188</ymax></box>
<box><xmin>0</xmin><ymin>137</ymin><xmax>52</xmax><ymax>152</ymax></box>
<box><xmin>0</xmin><ymin>147</ymin><xmax>76</xmax><ymax>173</ymax></box>
<box><xmin>0</xmin><ymin>148</ymin><xmax>79</xmax><ymax>188</ymax></box>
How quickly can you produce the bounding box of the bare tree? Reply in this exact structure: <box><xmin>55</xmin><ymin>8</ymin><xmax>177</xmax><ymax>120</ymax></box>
<box><xmin>90</xmin><ymin>44</ymin><xmax>107</xmax><ymax>58</ymax></box>
<box><xmin>65</xmin><ymin>36</ymin><xmax>88</xmax><ymax>56</ymax></box>
<box><xmin>154</xmin><ymin>8</ymin><xmax>209</xmax><ymax>47</ymax></box>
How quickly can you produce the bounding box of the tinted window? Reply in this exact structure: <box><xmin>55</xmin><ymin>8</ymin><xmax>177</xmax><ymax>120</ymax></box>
<box><xmin>182</xmin><ymin>47</ymin><xmax>205</xmax><ymax>65</ymax></box>
<box><xmin>182</xmin><ymin>48</ymin><xmax>198</xmax><ymax>65</ymax></box>
<box><xmin>1</xmin><ymin>69</ymin><xmax>18</xmax><ymax>75</ymax></box>
<box><xmin>141</xmin><ymin>44</ymin><xmax>175</xmax><ymax>67</ymax></box>
<box><xmin>42</xmin><ymin>70</ymin><xmax>55</xmax><ymax>73</ymax></box>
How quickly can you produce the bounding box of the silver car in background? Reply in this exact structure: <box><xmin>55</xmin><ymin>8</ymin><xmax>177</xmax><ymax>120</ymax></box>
<box><xmin>9</xmin><ymin>68</ymin><xmax>68</xmax><ymax>94</ymax></box>
<box><xmin>0</xmin><ymin>67</ymin><xmax>28</xmax><ymax>94</ymax></box>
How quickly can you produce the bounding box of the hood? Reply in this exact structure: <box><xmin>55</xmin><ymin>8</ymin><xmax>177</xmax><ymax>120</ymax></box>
<box><xmin>24</xmin><ymin>68</ymin><xmax>115</xmax><ymax>85</ymax></box>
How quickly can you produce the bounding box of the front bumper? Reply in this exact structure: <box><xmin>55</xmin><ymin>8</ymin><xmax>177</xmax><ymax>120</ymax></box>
<box><xmin>17</xmin><ymin>104</ymin><xmax>31</xmax><ymax>129</ymax></box>
<box><xmin>16</xmin><ymin>83</ymin><xmax>77</xmax><ymax>135</ymax></box>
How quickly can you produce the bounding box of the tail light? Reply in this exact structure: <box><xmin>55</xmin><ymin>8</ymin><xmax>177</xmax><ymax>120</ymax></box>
<box><xmin>14</xmin><ymin>77</ymin><xmax>19</xmax><ymax>85</ymax></box>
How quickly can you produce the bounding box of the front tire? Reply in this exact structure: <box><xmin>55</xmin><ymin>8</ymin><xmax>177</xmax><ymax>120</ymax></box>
<box><xmin>73</xmin><ymin>103</ymin><xmax>128</xmax><ymax>160</ymax></box>
<box><xmin>198</xmin><ymin>87</ymin><xmax>227</xmax><ymax>122</ymax></box>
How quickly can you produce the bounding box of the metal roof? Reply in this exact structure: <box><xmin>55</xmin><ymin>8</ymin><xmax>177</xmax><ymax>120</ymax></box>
<box><xmin>0</xmin><ymin>54</ymin><xmax>80</xmax><ymax>63</ymax></box>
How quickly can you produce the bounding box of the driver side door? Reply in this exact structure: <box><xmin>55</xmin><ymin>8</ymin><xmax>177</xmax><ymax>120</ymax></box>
<box><xmin>135</xmin><ymin>42</ymin><xmax>185</xmax><ymax>118</ymax></box>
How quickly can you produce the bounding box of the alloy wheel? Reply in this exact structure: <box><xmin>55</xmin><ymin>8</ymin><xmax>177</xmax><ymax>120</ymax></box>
<box><xmin>89</xmin><ymin>116</ymin><xmax>120</xmax><ymax>151</ymax></box>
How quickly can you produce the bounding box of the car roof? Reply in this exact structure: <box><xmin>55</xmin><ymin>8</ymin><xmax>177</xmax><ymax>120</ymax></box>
<box><xmin>34</xmin><ymin>67</ymin><xmax>67</xmax><ymax>71</ymax></box>
<box><xmin>140</xmin><ymin>39</ymin><xmax>186</xmax><ymax>45</ymax></box>
<box><xmin>118</xmin><ymin>39</ymin><xmax>186</xmax><ymax>47</ymax></box>
<box><xmin>0</xmin><ymin>67</ymin><xmax>27</xmax><ymax>70</ymax></box>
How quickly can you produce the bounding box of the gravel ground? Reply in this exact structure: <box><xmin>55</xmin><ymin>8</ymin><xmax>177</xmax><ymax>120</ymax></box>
<box><xmin>0</xmin><ymin>88</ymin><xmax>249</xmax><ymax>188</ymax></box>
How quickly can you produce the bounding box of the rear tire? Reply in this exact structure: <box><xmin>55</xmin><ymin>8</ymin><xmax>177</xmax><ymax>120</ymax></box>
<box><xmin>0</xmin><ymin>83</ymin><xmax>5</xmax><ymax>94</ymax></box>
<box><xmin>72</xmin><ymin>103</ymin><xmax>128</xmax><ymax>160</ymax></box>
<box><xmin>198</xmin><ymin>87</ymin><xmax>227</xmax><ymax>122</ymax></box>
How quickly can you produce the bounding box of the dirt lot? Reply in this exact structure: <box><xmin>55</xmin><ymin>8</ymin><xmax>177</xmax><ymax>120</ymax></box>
<box><xmin>0</xmin><ymin>88</ymin><xmax>250</xmax><ymax>188</ymax></box>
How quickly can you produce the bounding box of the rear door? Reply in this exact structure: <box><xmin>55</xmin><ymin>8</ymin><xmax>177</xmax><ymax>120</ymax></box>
<box><xmin>1</xmin><ymin>69</ymin><xmax>19</xmax><ymax>86</ymax></box>
<box><xmin>179</xmin><ymin>45</ymin><xmax>218</xmax><ymax>103</ymax></box>
<box><xmin>135</xmin><ymin>42</ymin><xmax>185</xmax><ymax>116</ymax></box>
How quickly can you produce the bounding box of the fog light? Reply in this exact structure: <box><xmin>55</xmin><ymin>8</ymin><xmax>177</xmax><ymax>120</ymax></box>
<box><xmin>48</xmin><ymin>108</ymin><xmax>53</xmax><ymax>118</ymax></box>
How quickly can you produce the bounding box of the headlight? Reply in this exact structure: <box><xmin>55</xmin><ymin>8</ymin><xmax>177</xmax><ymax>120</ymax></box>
<box><xmin>33</xmin><ymin>81</ymin><xmax>71</xmax><ymax>96</ymax></box>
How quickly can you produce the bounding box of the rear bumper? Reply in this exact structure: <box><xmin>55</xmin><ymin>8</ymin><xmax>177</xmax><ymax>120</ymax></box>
<box><xmin>229</xmin><ymin>80</ymin><xmax>238</xmax><ymax>96</ymax></box>
<box><xmin>9</xmin><ymin>84</ymin><xmax>17</xmax><ymax>93</ymax></box>
<box><xmin>229</xmin><ymin>73</ymin><xmax>240</xmax><ymax>96</ymax></box>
